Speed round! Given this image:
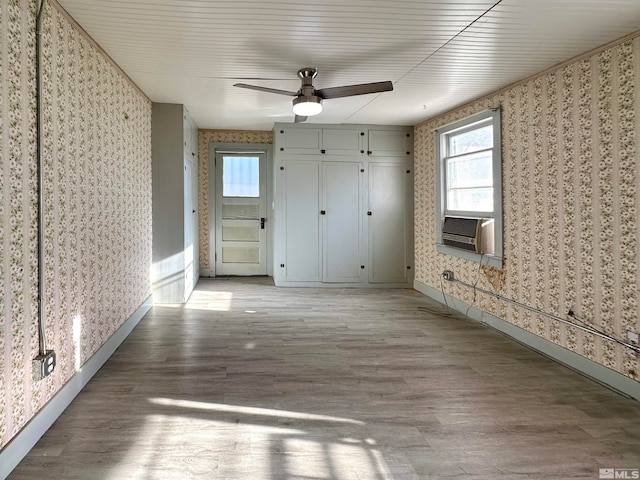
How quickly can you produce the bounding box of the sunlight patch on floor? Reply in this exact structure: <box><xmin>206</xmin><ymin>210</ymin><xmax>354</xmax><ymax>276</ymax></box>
<box><xmin>148</xmin><ymin>398</ymin><xmax>365</xmax><ymax>425</ymax></box>
<box><xmin>184</xmin><ymin>290</ymin><xmax>233</xmax><ymax>311</ymax></box>
<box><xmin>110</xmin><ymin>401</ymin><xmax>393</xmax><ymax>480</ymax></box>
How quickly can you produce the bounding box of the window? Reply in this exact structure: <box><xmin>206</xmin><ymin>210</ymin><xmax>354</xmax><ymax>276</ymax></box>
<box><xmin>222</xmin><ymin>156</ymin><xmax>260</xmax><ymax>197</ymax></box>
<box><xmin>435</xmin><ymin>109</ymin><xmax>502</xmax><ymax>267</ymax></box>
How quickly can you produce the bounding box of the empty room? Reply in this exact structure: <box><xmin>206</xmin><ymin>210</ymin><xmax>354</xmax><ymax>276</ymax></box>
<box><xmin>1</xmin><ymin>0</ymin><xmax>640</xmax><ymax>479</ymax></box>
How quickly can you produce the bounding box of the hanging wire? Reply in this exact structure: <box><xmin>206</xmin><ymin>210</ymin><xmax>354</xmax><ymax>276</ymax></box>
<box><xmin>36</xmin><ymin>0</ymin><xmax>48</xmax><ymax>355</ymax></box>
<box><xmin>447</xmin><ymin>276</ymin><xmax>640</xmax><ymax>356</ymax></box>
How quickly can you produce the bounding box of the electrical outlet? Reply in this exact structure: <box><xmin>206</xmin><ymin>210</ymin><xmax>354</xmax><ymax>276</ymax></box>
<box><xmin>442</xmin><ymin>270</ymin><xmax>454</xmax><ymax>281</ymax></box>
<box><xmin>627</xmin><ymin>331</ymin><xmax>639</xmax><ymax>344</ymax></box>
<box><xmin>33</xmin><ymin>350</ymin><xmax>56</xmax><ymax>381</ymax></box>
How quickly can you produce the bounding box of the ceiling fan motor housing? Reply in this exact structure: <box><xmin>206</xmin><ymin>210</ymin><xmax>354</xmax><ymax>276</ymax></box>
<box><xmin>293</xmin><ymin>68</ymin><xmax>322</xmax><ymax>115</ymax></box>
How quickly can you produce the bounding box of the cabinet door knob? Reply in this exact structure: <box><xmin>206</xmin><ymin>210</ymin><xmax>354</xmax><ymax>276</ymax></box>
<box><xmin>260</xmin><ymin>217</ymin><xmax>265</xmax><ymax>229</ymax></box>
<box><xmin>320</xmin><ymin>210</ymin><xmax>326</xmax><ymax>215</ymax></box>
<box><xmin>367</xmin><ymin>211</ymin><xmax>372</xmax><ymax>216</ymax></box>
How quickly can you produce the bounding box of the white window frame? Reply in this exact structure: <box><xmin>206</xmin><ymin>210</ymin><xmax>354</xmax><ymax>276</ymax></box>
<box><xmin>435</xmin><ymin>109</ymin><xmax>503</xmax><ymax>267</ymax></box>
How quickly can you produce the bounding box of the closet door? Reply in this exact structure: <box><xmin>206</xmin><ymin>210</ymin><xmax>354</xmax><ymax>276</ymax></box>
<box><xmin>184</xmin><ymin>159</ymin><xmax>197</xmax><ymax>300</ymax></box>
<box><xmin>322</xmin><ymin>161</ymin><xmax>362</xmax><ymax>283</ymax></box>
<box><xmin>282</xmin><ymin>161</ymin><xmax>322</xmax><ymax>281</ymax></box>
<box><xmin>368</xmin><ymin>163</ymin><xmax>409</xmax><ymax>283</ymax></box>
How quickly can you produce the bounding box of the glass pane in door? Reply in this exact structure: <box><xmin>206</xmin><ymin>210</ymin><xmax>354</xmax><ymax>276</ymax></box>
<box><xmin>222</xmin><ymin>156</ymin><xmax>259</xmax><ymax>197</ymax></box>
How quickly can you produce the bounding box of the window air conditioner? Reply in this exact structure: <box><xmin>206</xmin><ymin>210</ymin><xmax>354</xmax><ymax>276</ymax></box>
<box><xmin>442</xmin><ymin>216</ymin><xmax>494</xmax><ymax>255</ymax></box>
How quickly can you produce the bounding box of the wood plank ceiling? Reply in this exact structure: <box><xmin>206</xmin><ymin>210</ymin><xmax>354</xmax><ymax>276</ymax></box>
<box><xmin>56</xmin><ymin>0</ymin><xmax>640</xmax><ymax>130</ymax></box>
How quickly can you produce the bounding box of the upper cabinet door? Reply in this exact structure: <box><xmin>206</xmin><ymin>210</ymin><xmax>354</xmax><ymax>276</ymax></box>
<box><xmin>321</xmin><ymin>128</ymin><xmax>365</xmax><ymax>156</ymax></box>
<box><xmin>184</xmin><ymin>112</ymin><xmax>198</xmax><ymax>162</ymax></box>
<box><xmin>367</xmin><ymin>129</ymin><xmax>412</xmax><ymax>157</ymax></box>
<box><xmin>183</xmin><ymin>112</ymin><xmax>191</xmax><ymax>158</ymax></box>
<box><xmin>190</xmin><ymin>117</ymin><xmax>198</xmax><ymax>160</ymax></box>
<box><xmin>278</xmin><ymin>128</ymin><xmax>322</xmax><ymax>155</ymax></box>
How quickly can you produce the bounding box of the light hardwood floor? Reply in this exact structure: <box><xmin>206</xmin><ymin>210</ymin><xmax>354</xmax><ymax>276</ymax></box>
<box><xmin>9</xmin><ymin>277</ymin><xmax>640</xmax><ymax>479</ymax></box>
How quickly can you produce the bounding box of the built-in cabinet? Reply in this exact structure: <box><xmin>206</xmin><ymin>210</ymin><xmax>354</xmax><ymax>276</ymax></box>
<box><xmin>152</xmin><ymin>103</ymin><xmax>199</xmax><ymax>303</ymax></box>
<box><xmin>274</xmin><ymin>123</ymin><xmax>413</xmax><ymax>287</ymax></box>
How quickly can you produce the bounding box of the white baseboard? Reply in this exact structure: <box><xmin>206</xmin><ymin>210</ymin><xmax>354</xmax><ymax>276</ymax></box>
<box><xmin>413</xmin><ymin>280</ymin><xmax>640</xmax><ymax>402</ymax></box>
<box><xmin>0</xmin><ymin>295</ymin><xmax>153</xmax><ymax>480</ymax></box>
<box><xmin>200</xmin><ymin>268</ymin><xmax>212</xmax><ymax>277</ymax></box>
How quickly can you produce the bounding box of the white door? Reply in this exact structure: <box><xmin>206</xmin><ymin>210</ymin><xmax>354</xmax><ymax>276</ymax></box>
<box><xmin>282</xmin><ymin>161</ymin><xmax>322</xmax><ymax>281</ymax></box>
<box><xmin>184</xmin><ymin>160</ymin><xmax>197</xmax><ymax>300</ymax></box>
<box><xmin>215</xmin><ymin>152</ymin><xmax>267</xmax><ymax>276</ymax></box>
<box><xmin>368</xmin><ymin>163</ymin><xmax>408</xmax><ymax>283</ymax></box>
<box><xmin>323</xmin><ymin>161</ymin><xmax>362</xmax><ymax>283</ymax></box>
<box><xmin>190</xmin><ymin>161</ymin><xmax>199</xmax><ymax>288</ymax></box>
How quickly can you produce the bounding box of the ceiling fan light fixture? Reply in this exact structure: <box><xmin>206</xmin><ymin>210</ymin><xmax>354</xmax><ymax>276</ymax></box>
<box><xmin>292</xmin><ymin>95</ymin><xmax>322</xmax><ymax>116</ymax></box>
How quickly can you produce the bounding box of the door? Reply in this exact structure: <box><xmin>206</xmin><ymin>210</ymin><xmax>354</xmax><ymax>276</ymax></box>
<box><xmin>215</xmin><ymin>152</ymin><xmax>267</xmax><ymax>275</ymax></box>
<box><xmin>282</xmin><ymin>161</ymin><xmax>322</xmax><ymax>281</ymax></box>
<box><xmin>368</xmin><ymin>129</ymin><xmax>412</xmax><ymax>157</ymax></box>
<box><xmin>190</xmin><ymin>161</ymin><xmax>199</xmax><ymax>288</ymax></box>
<box><xmin>323</xmin><ymin>161</ymin><xmax>362</xmax><ymax>283</ymax></box>
<box><xmin>368</xmin><ymin>163</ymin><xmax>409</xmax><ymax>283</ymax></box>
<box><xmin>184</xmin><ymin>160</ymin><xmax>197</xmax><ymax>300</ymax></box>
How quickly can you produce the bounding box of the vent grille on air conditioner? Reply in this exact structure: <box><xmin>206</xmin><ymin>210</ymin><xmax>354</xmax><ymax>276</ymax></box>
<box><xmin>442</xmin><ymin>216</ymin><xmax>482</xmax><ymax>253</ymax></box>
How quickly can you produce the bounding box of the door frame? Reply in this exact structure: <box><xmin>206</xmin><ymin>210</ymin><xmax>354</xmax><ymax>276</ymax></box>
<box><xmin>207</xmin><ymin>143</ymin><xmax>273</xmax><ymax>277</ymax></box>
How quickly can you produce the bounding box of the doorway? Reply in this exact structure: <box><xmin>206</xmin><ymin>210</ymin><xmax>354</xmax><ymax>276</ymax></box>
<box><xmin>214</xmin><ymin>151</ymin><xmax>267</xmax><ymax>276</ymax></box>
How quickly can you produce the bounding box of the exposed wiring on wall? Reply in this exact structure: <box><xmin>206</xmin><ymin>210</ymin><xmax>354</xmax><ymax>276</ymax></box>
<box><xmin>439</xmin><ymin>275</ymin><xmax>451</xmax><ymax>313</ymax></box>
<box><xmin>465</xmin><ymin>254</ymin><xmax>484</xmax><ymax>317</ymax></box>
<box><xmin>417</xmin><ymin>276</ymin><xmax>455</xmax><ymax>317</ymax></box>
<box><xmin>567</xmin><ymin>310</ymin><xmax>640</xmax><ymax>355</ymax></box>
<box><xmin>36</xmin><ymin>0</ymin><xmax>48</xmax><ymax>356</ymax></box>
<box><xmin>448</xmin><ymin>276</ymin><xmax>640</xmax><ymax>357</ymax></box>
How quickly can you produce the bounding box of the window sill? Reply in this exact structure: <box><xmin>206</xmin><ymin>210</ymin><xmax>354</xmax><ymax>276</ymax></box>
<box><xmin>436</xmin><ymin>243</ymin><xmax>503</xmax><ymax>268</ymax></box>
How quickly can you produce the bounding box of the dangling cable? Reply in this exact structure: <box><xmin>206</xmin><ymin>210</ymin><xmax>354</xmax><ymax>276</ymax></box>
<box><xmin>36</xmin><ymin>0</ymin><xmax>48</xmax><ymax>356</ymax></box>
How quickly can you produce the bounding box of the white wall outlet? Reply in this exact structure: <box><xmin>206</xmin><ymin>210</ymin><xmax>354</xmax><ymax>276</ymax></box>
<box><xmin>33</xmin><ymin>350</ymin><xmax>56</xmax><ymax>381</ymax></box>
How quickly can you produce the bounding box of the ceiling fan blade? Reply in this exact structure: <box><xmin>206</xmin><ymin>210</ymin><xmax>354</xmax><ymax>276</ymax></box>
<box><xmin>234</xmin><ymin>83</ymin><xmax>298</xmax><ymax>96</ymax></box>
<box><xmin>294</xmin><ymin>115</ymin><xmax>308</xmax><ymax>123</ymax></box>
<box><xmin>316</xmin><ymin>81</ymin><xmax>393</xmax><ymax>100</ymax></box>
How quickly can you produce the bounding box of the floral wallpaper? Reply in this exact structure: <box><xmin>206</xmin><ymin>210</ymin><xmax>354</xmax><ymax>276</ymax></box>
<box><xmin>0</xmin><ymin>0</ymin><xmax>152</xmax><ymax>450</ymax></box>
<box><xmin>414</xmin><ymin>35</ymin><xmax>640</xmax><ymax>381</ymax></box>
<box><xmin>198</xmin><ymin>129</ymin><xmax>272</xmax><ymax>270</ymax></box>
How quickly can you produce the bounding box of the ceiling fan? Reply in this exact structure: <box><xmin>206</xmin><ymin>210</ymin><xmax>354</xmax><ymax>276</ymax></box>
<box><xmin>234</xmin><ymin>68</ymin><xmax>393</xmax><ymax>123</ymax></box>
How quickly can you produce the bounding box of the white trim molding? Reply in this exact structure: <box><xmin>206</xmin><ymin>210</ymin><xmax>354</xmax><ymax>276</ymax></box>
<box><xmin>0</xmin><ymin>296</ymin><xmax>153</xmax><ymax>480</ymax></box>
<box><xmin>413</xmin><ymin>280</ymin><xmax>640</xmax><ymax>402</ymax></box>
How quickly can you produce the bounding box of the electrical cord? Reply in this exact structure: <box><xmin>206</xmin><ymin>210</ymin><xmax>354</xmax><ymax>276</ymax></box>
<box><xmin>416</xmin><ymin>275</ymin><xmax>454</xmax><ymax>318</ymax></box>
<box><xmin>465</xmin><ymin>253</ymin><xmax>484</xmax><ymax>317</ymax></box>
<box><xmin>449</xmin><ymin>276</ymin><xmax>640</xmax><ymax>356</ymax></box>
<box><xmin>567</xmin><ymin>310</ymin><xmax>640</xmax><ymax>355</ymax></box>
<box><xmin>440</xmin><ymin>275</ymin><xmax>451</xmax><ymax>313</ymax></box>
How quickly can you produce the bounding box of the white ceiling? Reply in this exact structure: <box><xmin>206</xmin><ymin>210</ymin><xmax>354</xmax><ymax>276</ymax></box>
<box><xmin>57</xmin><ymin>0</ymin><xmax>640</xmax><ymax>130</ymax></box>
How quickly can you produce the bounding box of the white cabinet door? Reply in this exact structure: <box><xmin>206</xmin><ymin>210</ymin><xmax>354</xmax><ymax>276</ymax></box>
<box><xmin>184</xmin><ymin>160</ymin><xmax>196</xmax><ymax>300</ymax></box>
<box><xmin>368</xmin><ymin>129</ymin><xmax>412</xmax><ymax>157</ymax></box>
<box><xmin>368</xmin><ymin>163</ymin><xmax>409</xmax><ymax>283</ymax></box>
<box><xmin>191</xmin><ymin>117</ymin><xmax>198</xmax><ymax>160</ymax></box>
<box><xmin>323</xmin><ymin>162</ymin><xmax>362</xmax><ymax>283</ymax></box>
<box><xmin>183</xmin><ymin>111</ymin><xmax>198</xmax><ymax>161</ymax></box>
<box><xmin>190</xmin><ymin>162</ymin><xmax>199</xmax><ymax>288</ymax></box>
<box><xmin>322</xmin><ymin>128</ymin><xmax>364</xmax><ymax>155</ymax></box>
<box><xmin>279</xmin><ymin>128</ymin><xmax>322</xmax><ymax>155</ymax></box>
<box><xmin>283</xmin><ymin>161</ymin><xmax>322</xmax><ymax>281</ymax></box>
